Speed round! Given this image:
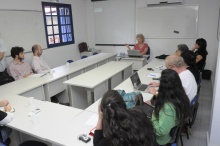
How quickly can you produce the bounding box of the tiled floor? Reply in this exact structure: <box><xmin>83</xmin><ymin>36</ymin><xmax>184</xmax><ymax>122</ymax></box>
<box><xmin>180</xmin><ymin>79</ymin><xmax>213</xmax><ymax>146</ymax></box>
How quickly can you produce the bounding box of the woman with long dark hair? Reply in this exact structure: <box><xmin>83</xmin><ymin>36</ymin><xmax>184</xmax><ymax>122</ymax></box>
<box><xmin>147</xmin><ymin>69</ymin><xmax>190</xmax><ymax>145</ymax></box>
<box><xmin>181</xmin><ymin>50</ymin><xmax>200</xmax><ymax>82</ymax></box>
<box><xmin>93</xmin><ymin>90</ymin><xmax>156</xmax><ymax>146</ymax></box>
<box><xmin>191</xmin><ymin>38</ymin><xmax>208</xmax><ymax>71</ymax></box>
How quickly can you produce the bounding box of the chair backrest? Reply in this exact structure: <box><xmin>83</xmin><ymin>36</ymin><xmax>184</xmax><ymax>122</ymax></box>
<box><xmin>81</xmin><ymin>55</ymin><xmax>88</xmax><ymax>59</ymax></box>
<box><xmin>93</xmin><ymin>52</ymin><xmax>98</xmax><ymax>55</ymax></box>
<box><xmin>19</xmin><ymin>140</ymin><xmax>48</xmax><ymax>146</ymax></box>
<box><xmin>146</xmin><ymin>47</ymin><xmax>150</xmax><ymax>60</ymax></box>
<box><xmin>67</xmin><ymin>60</ymin><xmax>74</xmax><ymax>63</ymax></box>
<box><xmin>169</xmin><ymin>123</ymin><xmax>184</xmax><ymax>145</ymax></box>
<box><xmin>190</xmin><ymin>94</ymin><xmax>198</xmax><ymax>107</ymax></box>
<box><xmin>78</xmin><ymin>42</ymin><xmax>88</xmax><ymax>53</ymax></box>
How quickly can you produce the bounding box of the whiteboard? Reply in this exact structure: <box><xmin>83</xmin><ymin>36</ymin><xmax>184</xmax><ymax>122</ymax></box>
<box><xmin>136</xmin><ymin>5</ymin><xmax>199</xmax><ymax>39</ymax></box>
<box><xmin>0</xmin><ymin>10</ymin><xmax>47</xmax><ymax>55</ymax></box>
<box><xmin>93</xmin><ymin>0</ymin><xmax>135</xmax><ymax>45</ymax></box>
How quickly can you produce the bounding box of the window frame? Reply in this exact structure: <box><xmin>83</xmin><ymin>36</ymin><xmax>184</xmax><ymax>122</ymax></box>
<box><xmin>42</xmin><ymin>2</ymin><xmax>75</xmax><ymax>48</ymax></box>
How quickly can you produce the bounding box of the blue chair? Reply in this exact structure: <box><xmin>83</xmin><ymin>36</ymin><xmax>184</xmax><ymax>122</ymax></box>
<box><xmin>81</xmin><ymin>55</ymin><xmax>88</xmax><ymax>59</ymax></box>
<box><xmin>93</xmin><ymin>52</ymin><xmax>98</xmax><ymax>55</ymax></box>
<box><xmin>146</xmin><ymin>47</ymin><xmax>150</xmax><ymax>60</ymax></box>
<box><xmin>67</xmin><ymin>60</ymin><xmax>74</xmax><ymax>63</ymax></box>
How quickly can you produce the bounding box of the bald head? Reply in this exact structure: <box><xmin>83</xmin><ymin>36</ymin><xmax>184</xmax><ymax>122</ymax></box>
<box><xmin>165</xmin><ymin>55</ymin><xmax>185</xmax><ymax>69</ymax></box>
<box><xmin>32</xmin><ymin>44</ymin><xmax>42</xmax><ymax>56</ymax></box>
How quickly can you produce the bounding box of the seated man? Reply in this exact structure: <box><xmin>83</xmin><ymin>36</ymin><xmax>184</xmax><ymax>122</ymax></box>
<box><xmin>148</xmin><ymin>55</ymin><xmax>197</xmax><ymax>102</ymax></box>
<box><xmin>32</xmin><ymin>44</ymin><xmax>51</xmax><ymax>73</ymax></box>
<box><xmin>8</xmin><ymin>46</ymin><xmax>33</xmax><ymax>80</ymax></box>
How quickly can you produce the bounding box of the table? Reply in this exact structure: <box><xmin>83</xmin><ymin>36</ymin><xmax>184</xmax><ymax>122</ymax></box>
<box><xmin>64</xmin><ymin>61</ymin><xmax>133</xmax><ymax>109</ymax></box>
<box><xmin>0</xmin><ymin>53</ymin><xmax>117</xmax><ymax>103</ymax></box>
<box><xmin>86</xmin><ymin>58</ymin><xmax>165</xmax><ymax>113</ymax></box>
<box><xmin>116</xmin><ymin>55</ymin><xmax>149</xmax><ymax>71</ymax></box>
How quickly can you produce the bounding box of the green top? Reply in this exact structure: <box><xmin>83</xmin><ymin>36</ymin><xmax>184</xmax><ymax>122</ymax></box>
<box><xmin>151</xmin><ymin>102</ymin><xmax>178</xmax><ymax>145</ymax></box>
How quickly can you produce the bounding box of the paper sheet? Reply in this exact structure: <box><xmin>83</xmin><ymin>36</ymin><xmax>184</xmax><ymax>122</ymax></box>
<box><xmin>147</xmin><ymin>73</ymin><xmax>161</xmax><ymax>78</ymax></box>
<box><xmin>85</xmin><ymin>115</ymin><xmax>98</xmax><ymax>126</ymax></box>
<box><xmin>155</xmin><ymin>65</ymin><xmax>166</xmax><ymax>70</ymax></box>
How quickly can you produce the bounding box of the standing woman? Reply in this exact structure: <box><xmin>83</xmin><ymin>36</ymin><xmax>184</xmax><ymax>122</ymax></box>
<box><xmin>191</xmin><ymin>38</ymin><xmax>208</xmax><ymax>71</ymax></box>
<box><xmin>146</xmin><ymin>69</ymin><xmax>190</xmax><ymax>146</ymax></box>
<box><xmin>125</xmin><ymin>34</ymin><xmax>149</xmax><ymax>55</ymax></box>
<box><xmin>94</xmin><ymin>90</ymin><xmax>156</xmax><ymax>146</ymax></box>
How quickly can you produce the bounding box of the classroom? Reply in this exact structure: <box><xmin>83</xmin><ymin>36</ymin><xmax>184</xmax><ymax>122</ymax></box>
<box><xmin>0</xmin><ymin>0</ymin><xmax>220</xmax><ymax>146</ymax></box>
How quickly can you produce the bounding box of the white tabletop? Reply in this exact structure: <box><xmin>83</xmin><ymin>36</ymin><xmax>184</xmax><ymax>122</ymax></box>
<box><xmin>0</xmin><ymin>53</ymin><xmax>116</xmax><ymax>95</ymax></box>
<box><xmin>64</xmin><ymin>61</ymin><xmax>133</xmax><ymax>88</ymax></box>
<box><xmin>43</xmin><ymin>111</ymin><xmax>97</xmax><ymax>146</ymax></box>
<box><xmin>116</xmin><ymin>55</ymin><xmax>150</xmax><ymax>61</ymax></box>
<box><xmin>86</xmin><ymin>58</ymin><xmax>165</xmax><ymax>113</ymax></box>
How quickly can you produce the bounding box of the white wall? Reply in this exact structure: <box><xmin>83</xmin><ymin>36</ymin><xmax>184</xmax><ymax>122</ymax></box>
<box><xmin>86</xmin><ymin>0</ymin><xmax>220</xmax><ymax>84</ymax></box>
<box><xmin>1</xmin><ymin>0</ymin><xmax>87</xmax><ymax>68</ymax></box>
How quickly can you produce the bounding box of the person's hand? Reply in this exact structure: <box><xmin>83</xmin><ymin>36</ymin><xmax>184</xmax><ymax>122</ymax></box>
<box><xmin>96</xmin><ymin>104</ymin><xmax>103</xmax><ymax>130</ymax></box>
<box><xmin>23</xmin><ymin>73</ymin><xmax>33</xmax><ymax>78</ymax></box>
<box><xmin>148</xmin><ymin>87</ymin><xmax>157</xmax><ymax>96</ymax></box>
<box><xmin>98</xmin><ymin>104</ymin><xmax>103</xmax><ymax>120</ymax></box>
<box><xmin>0</xmin><ymin>100</ymin><xmax>9</xmax><ymax>107</ymax></box>
<box><xmin>4</xmin><ymin>104</ymin><xmax>12</xmax><ymax>112</ymax></box>
<box><xmin>145</xmin><ymin>100</ymin><xmax>152</xmax><ymax>106</ymax></box>
<box><xmin>149</xmin><ymin>82</ymin><xmax>159</xmax><ymax>87</ymax></box>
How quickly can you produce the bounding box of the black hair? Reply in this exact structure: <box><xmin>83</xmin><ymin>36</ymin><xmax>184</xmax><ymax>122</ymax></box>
<box><xmin>101</xmin><ymin>90</ymin><xmax>156</xmax><ymax>146</ymax></box>
<box><xmin>196</xmin><ymin>38</ymin><xmax>208</xmax><ymax>55</ymax></box>
<box><xmin>11</xmin><ymin>46</ymin><xmax>24</xmax><ymax>58</ymax></box>
<box><xmin>177</xmin><ymin>44</ymin><xmax>189</xmax><ymax>54</ymax></box>
<box><xmin>154</xmin><ymin>69</ymin><xmax>190</xmax><ymax>124</ymax></box>
<box><xmin>181</xmin><ymin>50</ymin><xmax>196</xmax><ymax>67</ymax></box>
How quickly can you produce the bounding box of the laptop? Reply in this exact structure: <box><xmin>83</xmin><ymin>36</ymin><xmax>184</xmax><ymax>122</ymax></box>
<box><xmin>130</xmin><ymin>72</ymin><xmax>149</xmax><ymax>91</ymax></box>
<box><xmin>135</xmin><ymin>94</ymin><xmax>154</xmax><ymax>118</ymax></box>
<box><xmin>127</xmin><ymin>50</ymin><xmax>143</xmax><ymax>58</ymax></box>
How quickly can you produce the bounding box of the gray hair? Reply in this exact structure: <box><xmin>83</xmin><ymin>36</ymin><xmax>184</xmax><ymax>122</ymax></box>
<box><xmin>136</xmin><ymin>34</ymin><xmax>145</xmax><ymax>42</ymax></box>
<box><xmin>165</xmin><ymin>55</ymin><xmax>185</xmax><ymax>68</ymax></box>
<box><xmin>32</xmin><ymin>44</ymin><xmax>40</xmax><ymax>54</ymax></box>
<box><xmin>177</xmin><ymin>44</ymin><xmax>189</xmax><ymax>54</ymax></box>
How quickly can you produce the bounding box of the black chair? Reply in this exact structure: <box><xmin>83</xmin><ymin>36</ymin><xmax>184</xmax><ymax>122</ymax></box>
<box><xmin>146</xmin><ymin>47</ymin><xmax>150</xmax><ymax>60</ymax></box>
<box><xmin>93</xmin><ymin>52</ymin><xmax>98</xmax><ymax>55</ymax></box>
<box><xmin>19</xmin><ymin>140</ymin><xmax>48</xmax><ymax>146</ymax></box>
<box><xmin>168</xmin><ymin>123</ymin><xmax>184</xmax><ymax>146</ymax></box>
<box><xmin>67</xmin><ymin>60</ymin><xmax>74</xmax><ymax>63</ymax></box>
<box><xmin>81</xmin><ymin>55</ymin><xmax>88</xmax><ymax>59</ymax></box>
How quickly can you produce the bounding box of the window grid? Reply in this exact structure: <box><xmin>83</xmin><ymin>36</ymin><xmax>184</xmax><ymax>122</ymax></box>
<box><xmin>42</xmin><ymin>2</ymin><xmax>74</xmax><ymax>48</ymax></box>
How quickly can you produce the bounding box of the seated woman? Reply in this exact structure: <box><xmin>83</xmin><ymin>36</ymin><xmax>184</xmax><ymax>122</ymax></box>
<box><xmin>146</xmin><ymin>69</ymin><xmax>190</xmax><ymax>146</ymax></box>
<box><xmin>181</xmin><ymin>50</ymin><xmax>200</xmax><ymax>82</ymax></box>
<box><xmin>191</xmin><ymin>38</ymin><xmax>208</xmax><ymax>71</ymax></box>
<box><xmin>125</xmin><ymin>34</ymin><xmax>149</xmax><ymax>55</ymax></box>
<box><xmin>93</xmin><ymin>90</ymin><xmax>156</xmax><ymax>146</ymax></box>
<box><xmin>174</xmin><ymin>44</ymin><xmax>189</xmax><ymax>56</ymax></box>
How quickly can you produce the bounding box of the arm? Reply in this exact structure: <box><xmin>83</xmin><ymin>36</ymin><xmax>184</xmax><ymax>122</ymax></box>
<box><xmin>125</xmin><ymin>44</ymin><xmax>132</xmax><ymax>50</ymax></box>
<box><xmin>32</xmin><ymin>59</ymin><xmax>45</xmax><ymax>73</ymax></box>
<box><xmin>196</xmin><ymin>55</ymin><xmax>203</xmax><ymax>63</ymax></box>
<box><xmin>140</xmin><ymin>46</ymin><xmax>148</xmax><ymax>55</ymax></box>
<box><xmin>151</xmin><ymin>103</ymin><xmax>176</xmax><ymax>137</ymax></box>
<box><xmin>0</xmin><ymin>112</ymin><xmax>13</xmax><ymax>125</ymax></box>
<box><xmin>191</xmin><ymin>47</ymin><xmax>196</xmax><ymax>52</ymax></box>
<box><xmin>0</xmin><ymin>52</ymin><xmax>4</xmax><ymax>61</ymax></box>
<box><xmin>8</xmin><ymin>65</ymin><xmax>20</xmax><ymax>80</ymax></box>
<box><xmin>0</xmin><ymin>100</ymin><xmax>9</xmax><ymax>107</ymax></box>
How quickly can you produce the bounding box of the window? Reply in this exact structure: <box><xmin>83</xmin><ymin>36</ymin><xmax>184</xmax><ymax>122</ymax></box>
<box><xmin>42</xmin><ymin>2</ymin><xmax>75</xmax><ymax>48</ymax></box>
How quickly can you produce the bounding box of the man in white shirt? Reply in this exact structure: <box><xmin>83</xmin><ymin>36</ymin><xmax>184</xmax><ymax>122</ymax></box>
<box><xmin>31</xmin><ymin>44</ymin><xmax>51</xmax><ymax>73</ymax></box>
<box><xmin>148</xmin><ymin>55</ymin><xmax>197</xmax><ymax>102</ymax></box>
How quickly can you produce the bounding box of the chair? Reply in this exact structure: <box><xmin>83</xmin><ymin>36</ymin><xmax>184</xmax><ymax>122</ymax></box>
<box><xmin>146</xmin><ymin>47</ymin><xmax>150</xmax><ymax>60</ymax></box>
<box><xmin>81</xmin><ymin>55</ymin><xmax>88</xmax><ymax>59</ymax></box>
<box><xmin>93</xmin><ymin>52</ymin><xmax>98</xmax><ymax>55</ymax></box>
<box><xmin>67</xmin><ymin>60</ymin><xmax>74</xmax><ymax>63</ymax></box>
<box><xmin>19</xmin><ymin>140</ymin><xmax>48</xmax><ymax>146</ymax></box>
<box><xmin>168</xmin><ymin>123</ymin><xmax>184</xmax><ymax>146</ymax></box>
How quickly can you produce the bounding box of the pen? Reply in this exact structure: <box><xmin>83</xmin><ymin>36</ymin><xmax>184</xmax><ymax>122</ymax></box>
<box><xmin>40</xmin><ymin>72</ymin><xmax>48</xmax><ymax>77</ymax></box>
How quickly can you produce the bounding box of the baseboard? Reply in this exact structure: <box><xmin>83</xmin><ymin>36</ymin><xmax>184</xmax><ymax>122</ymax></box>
<box><xmin>207</xmin><ymin>132</ymin><xmax>210</xmax><ymax>146</ymax></box>
<box><xmin>206</xmin><ymin>132</ymin><xmax>220</xmax><ymax>146</ymax></box>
